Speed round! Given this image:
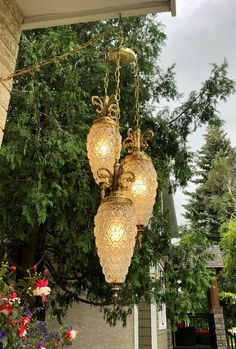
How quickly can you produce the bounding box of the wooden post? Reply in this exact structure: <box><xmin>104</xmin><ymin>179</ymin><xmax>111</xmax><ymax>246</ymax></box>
<box><xmin>209</xmin><ymin>276</ymin><xmax>220</xmax><ymax>309</ymax></box>
<box><xmin>209</xmin><ymin>270</ymin><xmax>227</xmax><ymax>349</ymax></box>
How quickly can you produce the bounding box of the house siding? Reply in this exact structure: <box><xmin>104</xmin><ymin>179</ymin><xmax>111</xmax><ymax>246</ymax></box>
<box><xmin>157</xmin><ymin>327</ymin><xmax>168</xmax><ymax>349</ymax></box>
<box><xmin>52</xmin><ymin>300</ymin><xmax>170</xmax><ymax>349</ymax></box>
<box><xmin>138</xmin><ymin>301</ymin><xmax>152</xmax><ymax>348</ymax></box>
<box><xmin>53</xmin><ymin>302</ymin><xmax>134</xmax><ymax>349</ymax></box>
<box><xmin>0</xmin><ymin>0</ymin><xmax>23</xmax><ymax>145</ymax></box>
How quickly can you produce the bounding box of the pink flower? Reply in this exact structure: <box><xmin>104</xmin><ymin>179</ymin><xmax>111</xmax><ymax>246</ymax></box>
<box><xmin>65</xmin><ymin>330</ymin><xmax>77</xmax><ymax>340</ymax></box>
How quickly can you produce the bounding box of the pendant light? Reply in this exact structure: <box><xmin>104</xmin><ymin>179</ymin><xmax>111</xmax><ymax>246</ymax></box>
<box><xmin>122</xmin><ymin>60</ymin><xmax>158</xmax><ymax>239</ymax></box>
<box><xmin>88</xmin><ymin>47</ymin><xmax>138</xmax><ymax>303</ymax></box>
<box><xmin>94</xmin><ymin>190</ymin><xmax>137</xmax><ymax>294</ymax></box>
<box><xmin>87</xmin><ymin>61</ymin><xmax>122</xmax><ymax>185</ymax></box>
<box><xmin>87</xmin><ymin>96</ymin><xmax>122</xmax><ymax>184</ymax></box>
<box><xmin>123</xmin><ymin>128</ymin><xmax>158</xmax><ymax>227</ymax></box>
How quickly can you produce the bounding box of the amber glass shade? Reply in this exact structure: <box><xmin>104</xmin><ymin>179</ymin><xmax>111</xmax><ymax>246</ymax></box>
<box><xmin>94</xmin><ymin>193</ymin><xmax>137</xmax><ymax>284</ymax></box>
<box><xmin>87</xmin><ymin>117</ymin><xmax>121</xmax><ymax>184</ymax></box>
<box><xmin>123</xmin><ymin>154</ymin><xmax>158</xmax><ymax>226</ymax></box>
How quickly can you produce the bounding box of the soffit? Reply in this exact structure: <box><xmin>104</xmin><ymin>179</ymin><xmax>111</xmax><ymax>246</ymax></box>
<box><xmin>15</xmin><ymin>0</ymin><xmax>176</xmax><ymax>30</ymax></box>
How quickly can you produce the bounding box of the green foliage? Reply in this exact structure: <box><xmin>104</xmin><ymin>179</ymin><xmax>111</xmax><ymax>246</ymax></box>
<box><xmin>0</xmin><ymin>16</ymin><xmax>235</xmax><ymax>324</ymax></box>
<box><xmin>220</xmin><ymin>219</ymin><xmax>236</xmax><ymax>277</ymax></box>
<box><xmin>164</xmin><ymin>229</ymin><xmax>213</xmax><ymax>325</ymax></box>
<box><xmin>206</xmin><ymin>155</ymin><xmax>236</xmax><ymax>221</ymax></box>
<box><xmin>219</xmin><ymin>290</ymin><xmax>236</xmax><ymax>329</ymax></box>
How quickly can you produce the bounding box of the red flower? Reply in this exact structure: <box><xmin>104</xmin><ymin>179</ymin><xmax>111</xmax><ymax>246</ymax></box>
<box><xmin>65</xmin><ymin>330</ymin><xmax>77</xmax><ymax>340</ymax></box>
<box><xmin>0</xmin><ymin>301</ymin><xmax>13</xmax><ymax>316</ymax></box>
<box><xmin>21</xmin><ymin>317</ymin><xmax>30</xmax><ymax>328</ymax></box>
<box><xmin>9</xmin><ymin>266</ymin><xmax>16</xmax><ymax>272</ymax></box>
<box><xmin>34</xmin><ymin>279</ymin><xmax>48</xmax><ymax>289</ymax></box>
<box><xmin>18</xmin><ymin>326</ymin><xmax>27</xmax><ymax>337</ymax></box>
<box><xmin>8</xmin><ymin>291</ymin><xmax>17</xmax><ymax>300</ymax></box>
<box><xmin>33</xmin><ymin>278</ymin><xmax>51</xmax><ymax>302</ymax></box>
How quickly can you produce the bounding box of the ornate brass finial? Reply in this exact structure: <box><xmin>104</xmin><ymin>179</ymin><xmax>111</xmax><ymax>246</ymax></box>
<box><xmin>97</xmin><ymin>162</ymin><xmax>135</xmax><ymax>198</ymax></box>
<box><xmin>123</xmin><ymin>128</ymin><xmax>154</xmax><ymax>153</ymax></box>
<box><xmin>112</xmin><ymin>283</ymin><xmax>121</xmax><ymax>308</ymax></box>
<box><xmin>136</xmin><ymin>225</ymin><xmax>145</xmax><ymax>249</ymax></box>
<box><xmin>118</xmin><ymin>169</ymin><xmax>135</xmax><ymax>190</ymax></box>
<box><xmin>92</xmin><ymin>95</ymin><xmax>119</xmax><ymax>119</ymax></box>
<box><xmin>141</xmin><ymin>130</ymin><xmax>154</xmax><ymax>151</ymax></box>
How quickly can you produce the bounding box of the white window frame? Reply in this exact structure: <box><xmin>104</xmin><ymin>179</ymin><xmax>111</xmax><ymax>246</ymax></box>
<box><xmin>158</xmin><ymin>302</ymin><xmax>167</xmax><ymax>330</ymax></box>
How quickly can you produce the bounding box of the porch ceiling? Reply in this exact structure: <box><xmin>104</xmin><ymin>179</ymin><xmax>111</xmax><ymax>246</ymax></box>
<box><xmin>15</xmin><ymin>0</ymin><xmax>176</xmax><ymax>30</ymax></box>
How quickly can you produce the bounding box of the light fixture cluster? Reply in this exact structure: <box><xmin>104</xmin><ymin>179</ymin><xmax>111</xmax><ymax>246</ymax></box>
<box><xmin>86</xmin><ymin>48</ymin><xmax>158</xmax><ymax>303</ymax></box>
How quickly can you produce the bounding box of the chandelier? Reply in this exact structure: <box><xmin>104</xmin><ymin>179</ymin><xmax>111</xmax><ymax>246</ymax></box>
<box><xmin>87</xmin><ymin>45</ymin><xmax>158</xmax><ymax>304</ymax></box>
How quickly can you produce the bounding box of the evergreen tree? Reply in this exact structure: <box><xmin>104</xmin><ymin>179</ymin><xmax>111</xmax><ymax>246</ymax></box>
<box><xmin>184</xmin><ymin>125</ymin><xmax>236</xmax><ymax>329</ymax></box>
<box><xmin>0</xmin><ymin>17</ymin><xmax>235</xmax><ymax>323</ymax></box>
<box><xmin>206</xmin><ymin>154</ymin><xmax>236</xmax><ymax>220</ymax></box>
<box><xmin>184</xmin><ymin>125</ymin><xmax>235</xmax><ymax>239</ymax></box>
<box><xmin>196</xmin><ymin>125</ymin><xmax>233</xmax><ymax>183</ymax></box>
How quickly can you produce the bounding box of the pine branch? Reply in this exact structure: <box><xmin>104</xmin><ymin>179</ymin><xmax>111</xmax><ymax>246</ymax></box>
<box><xmin>167</xmin><ymin>91</ymin><xmax>203</xmax><ymax>125</ymax></box>
<box><xmin>45</xmin><ymin>259</ymin><xmax>110</xmax><ymax>307</ymax></box>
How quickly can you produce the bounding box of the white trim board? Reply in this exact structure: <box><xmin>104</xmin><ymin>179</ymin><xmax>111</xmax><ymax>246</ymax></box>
<box><xmin>151</xmin><ymin>302</ymin><xmax>158</xmax><ymax>349</ymax></box>
<box><xmin>134</xmin><ymin>305</ymin><xmax>139</xmax><ymax>349</ymax></box>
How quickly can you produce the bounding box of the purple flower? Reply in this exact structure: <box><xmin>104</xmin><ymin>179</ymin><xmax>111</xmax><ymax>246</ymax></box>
<box><xmin>0</xmin><ymin>332</ymin><xmax>5</xmax><ymax>340</ymax></box>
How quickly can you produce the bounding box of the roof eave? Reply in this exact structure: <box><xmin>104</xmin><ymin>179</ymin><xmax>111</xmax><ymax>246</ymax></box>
<box><xmin>21</xmin><ymin>1</ymin><xmax>176</xmax><ymax>30</ymax></box>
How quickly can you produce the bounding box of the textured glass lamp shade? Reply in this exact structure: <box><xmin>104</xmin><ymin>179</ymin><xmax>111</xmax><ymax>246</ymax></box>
<box><xmin>123</xmin><ymin>154</ymin><xmax>158</xmax><ymax>226</ymax></box>
<box><xmin>94</xmin><ymin>193</ymin><xmax>137</xmax><ymax>284</ymax></box>
<box><xmin>87</xmin><ymin>117</ymin><xmax>121</xmax><ymax>183</ymax></box>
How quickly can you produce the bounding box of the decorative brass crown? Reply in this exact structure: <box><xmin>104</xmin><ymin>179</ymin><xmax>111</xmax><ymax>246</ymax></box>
<box><xmin>123</xmin><ymin>128</ymin><xmax>154</xmax><ymax>153</ymax></box>
<box><xmin>91</xmin><ymin>95</ymin><xmax>119</xmax><ymax>119</ymax></box>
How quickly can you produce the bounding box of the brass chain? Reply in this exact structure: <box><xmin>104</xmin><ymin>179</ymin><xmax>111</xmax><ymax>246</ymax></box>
<box><xmin>118</xmin><ymin>18</ymin><xmax>124</xmax><ymax>48</ymax></box>
<box><xmin>114</xmin><ymin>54</ymin><xmax>121</xmax><ymax>117</ymax></box>
<box><xmin>0</xmin><ymin>25</ymin><xmax>120</xmax><ymax>82</ymax></box>
<box><xmin>134</xmin><ymin>58</ymin><xmax>140</xmax><ymax>128</ymax></box>
<box><xmin>114</xmin><ymin>16</ymin><xmax>123</xmax><ymax>111</ymax></box>
<box><xmin>114</xmin><ymin>53</ymin><xmax>121</xmax><ymax>161</ymax></box>
<box><xmin>103</xmin><ymin>58</ymin><xmax>109</xmax><ymax>96</ymax></box>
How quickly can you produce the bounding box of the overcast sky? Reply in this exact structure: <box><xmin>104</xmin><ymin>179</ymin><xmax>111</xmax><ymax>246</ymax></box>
<box><xmin>157</xmin><ymin>0</ymin><xmax>236</xmax><ymax>224</ymax></box>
